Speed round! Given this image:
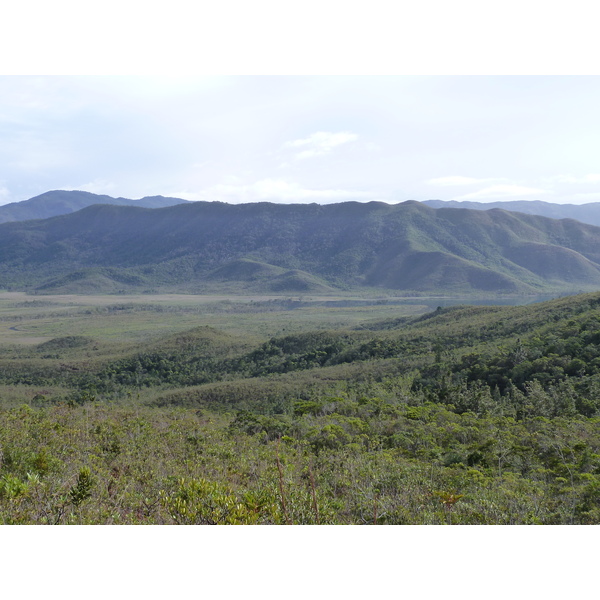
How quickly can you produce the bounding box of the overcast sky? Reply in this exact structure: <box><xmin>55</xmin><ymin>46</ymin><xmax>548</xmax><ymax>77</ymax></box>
<box><xmin>2</xmin><ymin>75</ymin><xmax>600</xmax><ymax>206</ymax></box>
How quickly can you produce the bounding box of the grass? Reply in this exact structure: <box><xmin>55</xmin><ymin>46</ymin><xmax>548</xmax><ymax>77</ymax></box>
<box><xmin>0</xmin><ymin>292</ymin><xmax>431</xmax><ymax>348</ymax></box>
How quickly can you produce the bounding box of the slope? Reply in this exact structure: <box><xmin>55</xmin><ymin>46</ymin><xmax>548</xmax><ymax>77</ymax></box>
<box><xmin>1</xmin><ymin>200</ymin><xmax>600</xmax><ymax>294</ymax></box>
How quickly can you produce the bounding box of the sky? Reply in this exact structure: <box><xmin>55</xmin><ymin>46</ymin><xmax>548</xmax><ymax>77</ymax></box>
<box><xmin>2</xmin><ymin>75</ymin><xmax>600</xmax><ymax>207</ymax></box>
<box><xmin>2</xmin><ymin>1</ymin><xmax>600</xmax><ymax>208</ymax></box>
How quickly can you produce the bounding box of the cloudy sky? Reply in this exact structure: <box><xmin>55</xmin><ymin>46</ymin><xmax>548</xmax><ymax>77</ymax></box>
<box><xmin>2</xmin><ymin>0</ymin><xmax>600</xmax><ymax>208</ymax></box>
<box><xmin>0</xmin><ymin>76</ymin><xmax>600</xmax><ymax>204</ymax></box>
<box><xmin>3</xmin><ymin>75</ymin><xmax>600</xmax><ymax>206</ymax></box>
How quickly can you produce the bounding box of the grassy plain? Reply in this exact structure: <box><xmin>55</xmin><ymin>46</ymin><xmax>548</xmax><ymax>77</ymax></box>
<box><xmin>0</xmin><ymin>291</ymin><xmax>430</xmax><ymax>346</ymax></box>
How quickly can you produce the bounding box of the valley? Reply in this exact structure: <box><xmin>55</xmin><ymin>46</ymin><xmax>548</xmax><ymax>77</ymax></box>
<box><xmin>2</xmin><ymin>193</ymin><xmax>600</xmax><ymax>524</ymax></box>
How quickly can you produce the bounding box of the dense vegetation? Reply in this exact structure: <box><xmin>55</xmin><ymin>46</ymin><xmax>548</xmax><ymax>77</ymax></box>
<box><xmin>3</xmin><ymin>291</ymin><xmax>600</xmax><ymax>524</ymax></box>
<box><xmin>2</xmin><ymin>197</ymin><xmax>600</xmax><ymax>295</ymax></box>
<box><xmin>2</xmin><ymin>401</ymin><xmax>599</xmax><ymax>524</ymax></box>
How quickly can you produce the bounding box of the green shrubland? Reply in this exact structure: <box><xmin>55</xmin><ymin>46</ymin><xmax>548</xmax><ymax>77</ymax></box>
<box><xmin>1</xmin><ymin>401</ymin><xmax>599</xmax><ymax>524</ymax></box>
<box><xmin>2</xmin><ymin>291</ymin><xmax>600</xmax><ymax>523</ymax></box>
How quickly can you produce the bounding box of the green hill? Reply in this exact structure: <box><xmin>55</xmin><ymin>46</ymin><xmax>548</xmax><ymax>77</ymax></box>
<box><xmin>1</xmin><ymin>199</ymin><xmax>600</xmax><ymax>294</ymax></box>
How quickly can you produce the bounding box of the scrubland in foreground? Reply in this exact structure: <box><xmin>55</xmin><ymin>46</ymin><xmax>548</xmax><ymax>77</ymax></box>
<box><xmin>2</xmin><ymin>292</ymin><xmax>600</xmax><ymax>524</ymax></box>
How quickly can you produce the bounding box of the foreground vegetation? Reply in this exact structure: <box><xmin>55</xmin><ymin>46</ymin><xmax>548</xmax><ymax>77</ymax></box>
<box><xmin>2</xmin><ymin>291</ymin><xmax>600</xmax><ymax>524</ymax></box>
<box><xmin>2</xmin><ymin>401</ymin><xmax>600</xmax><ymax>524</ymax></box>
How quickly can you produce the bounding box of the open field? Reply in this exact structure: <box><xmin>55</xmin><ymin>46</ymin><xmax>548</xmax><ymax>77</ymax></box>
<box><xmin>0</xmin><ymin>291</ymin><xmax>561</xmax><ymax>347</ymax></box>
<box><xmin>0</xmin><ymin>292</ymin><xmax>432</xmax><ymax>347</ymax></box>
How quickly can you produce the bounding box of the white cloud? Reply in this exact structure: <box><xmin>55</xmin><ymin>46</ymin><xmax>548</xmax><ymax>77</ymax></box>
<box><xmin>565</xmin><ymin>192</ymin><xmax>600</xmax><ymax>203</ymax></box>
<box><xmin>548</xmin><ymin>174</ymin><xmax>600</xmax><ymax>184</ymax></box>
<box><xmin>74</xmin><ymin>179</ymin><xmax>119</xmax><ymax>196</ymax></box>
<box><xmin>283</xmin><ymin>131</ymin><xmax>358</xmax><ymax>160</ymax></box>
<box><xmin>427</xmin><ymin>176</ymin><xmax>502</xmax><ymax>186</ymax></box>
<box><xmin>159</xmin><ymin>190</ymin><xmax>200</xmax><ymax>201</ymax></box>
<box><xmin>190</xmin><ymin>178</ymin><xmax>374</xmax><ymax>204</ymax></box>
<box><xmin>454</xmin><ymin>184</ymin><xmax>550</xmax><ymax>201</ymax></box>
<box><xmin>0</xmin><ymin>186</ymin><xmax>12</xmax><ymax>206</ymax></box>
<box><xmin>2</xmin><ymin>133</ymin><xmax>73</xmax><ymax>172</ymax></box>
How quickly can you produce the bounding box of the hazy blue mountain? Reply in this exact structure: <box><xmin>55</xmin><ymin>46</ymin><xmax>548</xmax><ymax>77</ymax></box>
<box><xmin>0</xmin><ymin>190</ymin><xmax>190</xmax><ymax>224</ymax></box>
<box><xmin>422</xmin><ymin>199</ymin><xmax>600</xmax><ymax>227</ymax></box>
<box><xmin>1</xmin><ymin>199</ymin><xmax>600</xmax><ymax>295</ymax></box>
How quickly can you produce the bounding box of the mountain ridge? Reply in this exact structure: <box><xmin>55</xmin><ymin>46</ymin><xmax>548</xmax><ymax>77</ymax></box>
<box><xmin>2</xmin><ymin>199</ymin><xmax>600</xmax><ymax>295</ymax></box>
<box><xmin>423</xmin><ymin>199</ymin><xmax>600</xmax><ymax>227</ymax></box>
<box><xmin>0</xmin><ymin>190</ymin><xmax>190</xmax><ymax>224</ymax></box>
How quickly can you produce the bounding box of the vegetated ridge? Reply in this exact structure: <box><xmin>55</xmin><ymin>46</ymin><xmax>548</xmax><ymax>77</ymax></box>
<box><xmin>2</xmin><ymin>198</ymin><xmax>600</xmax><ymax>295</ymax></box>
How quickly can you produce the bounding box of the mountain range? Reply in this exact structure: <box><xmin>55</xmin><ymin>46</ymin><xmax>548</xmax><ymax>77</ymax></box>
<box><xmin>0</xmin><ymin>190</ymin><xmax>189</xmax><ymax>224</ymax></box>
<box><xmin>5</xmin><ymin>191</ymin><xmax>600</xmax><ymax>228</ymax></box>
<box><xmin>423</xmin><ymin>199</ymin><xmax>600</xmax><ymax>227</ymax></box>
<box><xmin>2</xmin><ymin>193</ymin><xmax>600</xmax><ymax>295</ymax></box>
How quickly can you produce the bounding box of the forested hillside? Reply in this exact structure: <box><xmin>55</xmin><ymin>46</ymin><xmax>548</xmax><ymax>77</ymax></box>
<box><xmin>2</xmin><ymin>199</ymin><xmax>600</xmax><ymax>295</ymax></box>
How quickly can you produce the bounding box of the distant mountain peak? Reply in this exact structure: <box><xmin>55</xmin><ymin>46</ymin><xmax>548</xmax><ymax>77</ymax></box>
<box><xmin>422</xmin><ymin>199</ymin><xmax>600</xmax><ymax>227</ymax></box>
<box><xmin>0</xmin><ymin>190</ymin><xmax>190</xmax><ymax>224</ymax></box>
